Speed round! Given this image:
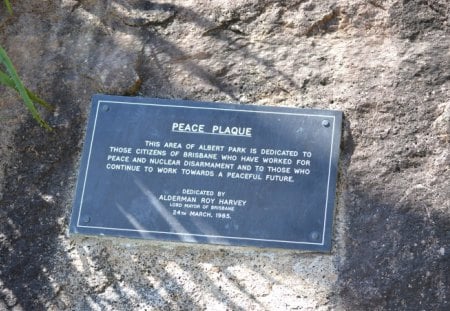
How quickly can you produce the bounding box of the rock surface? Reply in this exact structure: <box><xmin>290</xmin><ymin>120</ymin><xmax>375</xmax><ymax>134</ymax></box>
<box><xmin>0</xmin><ymin>0</ymin><xmax>449</xmax><ymax>310</ymax></box>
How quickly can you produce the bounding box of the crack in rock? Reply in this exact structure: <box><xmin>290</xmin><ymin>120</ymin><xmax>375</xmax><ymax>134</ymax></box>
<box><xmin>305</xmin><ymin>7</ymin><xmax>341</xmax><ymax>37</ymax></box>
<box><xmin>111</xmin><ymin>0</ymin><xmax>177</xmax><ymax>28</ymax></box>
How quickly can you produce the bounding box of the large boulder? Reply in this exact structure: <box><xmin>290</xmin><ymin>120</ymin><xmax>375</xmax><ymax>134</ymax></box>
<box><xmin>0</xmin><ymin>0</ymin><xmax>448</xmax><ymax>309</ymax></box>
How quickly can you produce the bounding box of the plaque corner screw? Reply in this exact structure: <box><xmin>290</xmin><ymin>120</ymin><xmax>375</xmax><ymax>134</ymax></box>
<box><xmin>102</xmin><ymin>105</ymin><xmax>110</xmax><ymax>112</ymax></box>
<box><xmin>311</xmin><ymin>231</ymin><xmax>320</xmax><ymax>241</ymax></box>
<box><xmin>322</xmin><ymin>120</ymin><xmax>330</xmax><ymax>127</ymax></box>
<box><xmin>83</xmin><ymin>216</ymin><xmax>91</xmax><ymax>223</ymax></box>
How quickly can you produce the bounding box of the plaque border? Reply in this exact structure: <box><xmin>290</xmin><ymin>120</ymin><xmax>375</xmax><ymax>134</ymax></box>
<box><xmin>71</xmin><ymin>95</ymin><xmax>342</xmax><ymax>250</ymax></box>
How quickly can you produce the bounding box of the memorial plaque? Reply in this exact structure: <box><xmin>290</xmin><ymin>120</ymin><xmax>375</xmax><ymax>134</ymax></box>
<box><xmin>70</xmin><ymin>95</ymin><xmax>342</xmax><ymax>251</ymax></box>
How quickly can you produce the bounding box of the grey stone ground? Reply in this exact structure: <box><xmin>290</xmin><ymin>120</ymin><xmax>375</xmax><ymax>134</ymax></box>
<box><xmin>0</xmin><ymin>0</ymin><xmax>449</xmax><ymax>310</ymax></box>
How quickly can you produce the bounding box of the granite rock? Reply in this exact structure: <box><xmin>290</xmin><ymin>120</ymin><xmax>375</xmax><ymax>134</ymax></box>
<box><xmin>0</xmin><ymin>0</ymin><xmax>448</xmax><ymax>310</ymax></box>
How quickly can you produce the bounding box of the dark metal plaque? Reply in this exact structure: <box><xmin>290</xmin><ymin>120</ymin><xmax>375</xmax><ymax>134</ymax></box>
<box><xmin>70</xmin><ymin>95</ymin><xmax>342</xmax><ymax>251</ymax></box>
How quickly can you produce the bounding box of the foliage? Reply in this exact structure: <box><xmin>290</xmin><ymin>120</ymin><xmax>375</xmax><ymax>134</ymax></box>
<box><xmin>3</xmin><ymin>0</ymin><xmax>12</xmax><ymax>15</ymax></box>
<box><xmin>1</xmin><ymin>2</ymin><xmax>53</xmax><ymax>130</ymax></box>
<box><xmin>0</xmin><ymin>46</ymin><xmax>53</xmax><ymax>130</ymax></box>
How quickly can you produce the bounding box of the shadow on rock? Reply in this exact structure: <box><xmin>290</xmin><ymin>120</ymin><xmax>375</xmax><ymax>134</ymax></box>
<box><xmin>338</xmin><ymin>182</ymin><xmax>449</xmax><ymax>310</ymax></box>
<box><xmin>0</xmin><ymin>88</ymin><xmax>83</xmax><ymax>309</ymax></box>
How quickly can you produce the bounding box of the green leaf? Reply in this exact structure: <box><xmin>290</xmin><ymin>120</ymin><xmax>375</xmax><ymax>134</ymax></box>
<box><xmin>3</xmin><ymin>0</ymin><xmax>12</xmax><ymax>15</ymax></box>
<box><xmin>0</xmin><ymin>46</ymin><xmax>52</xmax><ymax>130</ymax></box>
<box><xmin>0</xmin><ymin>70</ymin><xmax>54</xmax><ymax>111</ymax></box>
<box><xmin>26</xmin><ymin>89</ymin><xmax>53</xmax><ymax>111</ymax></box>
<box><xmin>0</xmin><ymin>69</ymin><xmax>15</xmax><ymax>88</ymax></box>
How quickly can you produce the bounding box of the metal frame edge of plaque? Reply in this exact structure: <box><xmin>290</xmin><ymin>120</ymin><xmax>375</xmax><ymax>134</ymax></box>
<box><xmin>69</xmin><ymin>94</ymin><xmax>343</xmax><ymax>252</ymax></box>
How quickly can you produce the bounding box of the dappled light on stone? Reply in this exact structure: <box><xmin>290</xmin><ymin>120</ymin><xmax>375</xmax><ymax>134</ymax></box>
<box><xmin>0</xmin><ymin>0</ymin><xmax>448</xmax><ymax>309</ymax></box>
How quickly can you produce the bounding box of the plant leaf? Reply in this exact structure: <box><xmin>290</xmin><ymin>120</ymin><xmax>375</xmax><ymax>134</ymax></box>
<box><xmin>3</xmin><ymin>0</ymin><xmax>12</xmax><ymax>15</ymax></box>
<box><xmin>0</xmin><ymin>70</ymin><xmax>54</xmax><ymax>111</ymax></box>
<box><xmin>0</xmin><ymin>69</ymin><xmax>15</xmax><ymax>88</ymax></box>
<box><xmin>0</xmin><ymin>46</ymin><xmax>52</xmax><ymax>130</ymax></box>
<box><xmin>26</xmin><ymin>89</ymin><xmax>54</xmax><ymax>111</ymax></box>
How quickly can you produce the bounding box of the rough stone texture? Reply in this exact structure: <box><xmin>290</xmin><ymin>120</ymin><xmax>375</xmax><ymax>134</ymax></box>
<box><xmin>0</xmin><ymin>0</ymin><xmax>449</xmax><ymax>310</ymax></box>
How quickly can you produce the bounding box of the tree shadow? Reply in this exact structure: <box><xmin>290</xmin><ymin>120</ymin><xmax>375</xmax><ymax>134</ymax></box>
<box><xmin>336</xmin><ymin>1</ymin><xmax>450</xmax><ymax>306</ymax></box>
<box><xmin>3</xmin><ymin>0</ymin><xmax>448</xmax><ymax>310</ymax></box>
<box><xmin>0</xmin><ymin>80</ymin><xmax>84</xmax><ymax>308</ymax></box>
<box><xmin>91</xmin><ymin>0</ymin><xmax>306</xmax><ymax>101</ymax></box>
<box><xmin>0</xmin><ymin>1</ymin><xmax>331</xmax><ymax>309</ymax></box>
<box><xmin>337</xmin><ymin>182</ymin><xmax>449</xmax><ymax>309</ymax></box>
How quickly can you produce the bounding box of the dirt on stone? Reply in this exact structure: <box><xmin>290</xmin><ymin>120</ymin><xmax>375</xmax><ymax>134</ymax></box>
<box><xmin>1</xmin><ymin>0</ymin><xmax>449</xmax><ymax>310</ymax></box>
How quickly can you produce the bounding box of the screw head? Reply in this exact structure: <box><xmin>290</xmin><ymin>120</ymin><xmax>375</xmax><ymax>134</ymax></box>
<box><xmin>102</xmin><ymin>105</ymin><xmax>110</xmax><ymax>112</ymax></box>
<box><xmin>310</xmin><ymin>231</ymin><xmax>320</xmax><ymax>241</ymax></box>
<box><xmin>322</xmin><ymin>120</ymin><xmax>330</xmax><ymax>127</ymax></box>
<box><xmin>82</xmin><ymin>216</ymin><xmax>91</xmax><ymax>223</ymax></box>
